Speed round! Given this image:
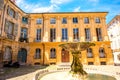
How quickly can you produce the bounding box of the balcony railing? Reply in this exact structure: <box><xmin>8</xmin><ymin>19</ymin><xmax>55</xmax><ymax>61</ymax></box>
<box><xmin>5</xmin><ymin>34</ymin><xmax>15</xmax><ymax>40</ymax></box>
<box><xmin>19</xmin><ymin>37</ymin><xmax>28</xmax><ymax>43</ymax></box>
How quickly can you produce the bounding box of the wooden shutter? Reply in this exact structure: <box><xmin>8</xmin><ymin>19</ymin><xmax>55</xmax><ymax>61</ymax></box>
<box><xmin>14</xmin><ymin>24</ymin><xmax>18</xmax><ymax>36</ymax></box>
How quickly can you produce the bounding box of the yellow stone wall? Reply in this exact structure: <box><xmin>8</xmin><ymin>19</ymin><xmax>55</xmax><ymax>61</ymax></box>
<box><xmin>0</xmin><ymin>0</ymin><xmax>114</xmax><ymax>65</ymax></box>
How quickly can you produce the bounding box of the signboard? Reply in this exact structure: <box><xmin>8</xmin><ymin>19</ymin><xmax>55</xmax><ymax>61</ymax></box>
<box><xmin>0</xmin><ymin>0</ymin><xmax>4</xmax><ymax>10</ymax></box>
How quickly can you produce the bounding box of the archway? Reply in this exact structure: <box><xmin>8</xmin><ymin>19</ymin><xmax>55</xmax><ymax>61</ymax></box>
<box><xmin>17</xmin><ymin>48</ymin><xmax>27</xmax><ymax>64</ymax></box>
<box><xmin>61</xmin><ymin>49</ymin><xmax>69</xmax><ymax>62</ymax></box>
<box><xmin>3</xmin><ymin>46</ymin><xmax>12</xmax><ymax>62</ymax></box>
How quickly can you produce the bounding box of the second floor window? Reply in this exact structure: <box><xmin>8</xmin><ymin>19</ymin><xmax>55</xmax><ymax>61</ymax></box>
<box><xmin>7</xmin><ymin>6</ymin><xmax>15</xmax><ymax>18</ymax></box>
<box><xmin>36</xmin><ymin>29</ymin><xmax>41</xmax><ymax>41</ymax></box>
<box><xmin>50</xmin><ymin>18</ymin><xmax>56</xmax><ymax>24</ymax></box>
<box><xmin>84</xmin><ymin>17</ymin><xmax>89</xmax><ymax>24</ymax></box>
<box><xmin>73</xmin><ymin>28</ymin><xmax>79</xmax><ymax>41</ymax></box>
<box><xmin>62</xmin><ymin>28</ymin><xmax>68</xmax><ymax>41</ymax></box>
<box><xmin>96</xmin><ymin>28</ymin><xmax>102</xmax><ymax>41</ymax></box>
<box><xmin>50</xmin><ymin>28</ymin><xmax>56</xmax><ymax>42</ymax></box>
<box><xmin>20</xmin><ymin>28</ymin><xmax>27</xmax><ymax>39</ymax></box>
<box><xmin>73</xmin><ymin>17</ymin><xmax>78</xmax><ymax>23</ymax></box>
<box><xmin>95</xmin><ymin>17</ymin><xmax>100</xmax><ymax>23</ymax></box>
<box><xmin>62</xmin><ymin>17</ymin><xmax>67</xmax><ymax>24</ymax></box>
<box><xmin>85</xmin><ymin>28</ymin><xmax>91</xmax><ymax>41</ymax></box>
<box><xmin>36</xmin><ymin>18</ymin><xmax>42</xmax><ymax>24</ymax></box>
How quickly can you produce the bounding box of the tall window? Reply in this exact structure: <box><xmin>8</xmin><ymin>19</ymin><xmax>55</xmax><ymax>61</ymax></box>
<box><xmin>73</xmin><ymin>28</ymin><xmax>79</xmax><ymax>41</ymax></box>
<box><xmin>62</xmin><ymin>28</ymin><xmax>68</xmax><ymax>41</ymax></box>
<box><xmin>35</xmin><ymin>48</ymin><xmax>41</xmax><ymax>59</ymax></box>
<box><xmin>73</xmin><ymin>17</ymin><xmax>78</xmax><ymax>23</ymax></box>
<box><xmin>20</xmin><ymin>28</ymin><xmax>27</xmax><ymax>39</ymax></box>
<box><xmin>62</xmin><ymin>17</ymin><xmax>67</xmax><ymax>24</ymax></box>
<box><xmin>87</xmin><ymin>48</ymin><xmax>93</xmax><ymax>58</ymax></box>
<box><xmin>50</xmin><ymin>28</ymin><xmax>56</xmax><ymax>42</ymax></box>
<box><xmin>50</xmin><ymin>48</ymin><xmax>56</xmax><ymax>58</ymax></box>
<box><xmin>95</xmin><ymin>17</ymin><xmax>100</xmax><ymax>23</ymax></box>
<box><xmin>50</xmin><ymin>18</ymin><xmax>56</xmax><ymax>24</ymax></box>
<box><xmin>96</xmin><ymin>28</ymin><xmax>102</xmax><ymax>41</ymax></box>
<box><xmin>84</xmin><ymin>17</ymin><xmax>89</xmax><ymax>24</ymax></box>
<box><xmin>36</xmin><ymin>18</ymin><xmax>42</xmax><ymax>24</ymax></box>
<box><xmin>85</xmin><ymin>28</ymin><xmax>91</xmax><ymax>41</ymax></box>
<box><xmin>36</xmin><ymin>29</ymin><xmax>41</xmax><ymax>42</ymax></box>
<box><xmin>22</xmin><ymin>17</ymin><xmax>28</xmax><ymax>24</ymax></box>
<box><xmin>99</xmin><ymin>48</ymin><xmax>106</xmax><ymax>58</ymax></box>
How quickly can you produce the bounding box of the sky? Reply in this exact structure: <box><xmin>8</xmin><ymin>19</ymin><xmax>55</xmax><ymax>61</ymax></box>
<box><xmin>16</xmin><ymin>0</ymin><xmax>120</xmax><ymax>23</ymax></box>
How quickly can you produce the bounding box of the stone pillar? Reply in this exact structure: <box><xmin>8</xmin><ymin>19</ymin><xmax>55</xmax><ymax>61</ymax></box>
<box><xmin>56</xmin><ymin>16</ymin><xmax>61</xmax><ymax>42</ymax></box>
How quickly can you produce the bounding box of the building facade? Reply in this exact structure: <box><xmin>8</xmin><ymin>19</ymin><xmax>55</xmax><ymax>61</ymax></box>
<box><xmin>107</xmin><ymin>15</ymin><xmax>120</xmax><ymax>65</ymax></box>
<box><xmin>0</xmin><ymin>0</ymin><xmax>113</xmax><ymax>65</ymax></box>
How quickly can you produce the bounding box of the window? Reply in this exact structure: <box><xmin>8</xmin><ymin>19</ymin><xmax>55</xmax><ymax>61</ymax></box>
<box><xmin>20</xmin><ymin>28</ymin><xmax>27</xmax><ymax>39</ymax></box>
<box><xmin>99</xmin><ymin>48</ymin><xmax>106</xmax><ymax>58</ymax></box>
<box><xmin>84</xmin><ymin>17</ymin><xmax>89</xmax><ymax>24</ymax></box>
<box><xmin>7</xmin><ymin>6</ymin><xmax>15</xmax><ymax>18</ymax></box>
<box><xmin>50</xmin><ymin>48</ymin><xmax>56</xmax><ymax>58</ymax></box>
<box><xmin>85</xmin><ymin>28</ymin><xmax>91</xmax><ymax>41</ymax></box>
<box><xmin>62</xmin><ymin>17</ymin><xmax>67</xmax><ymax>24</ymax></box>
<box><xmin>96</xmin><ymin>28</ymin><xmax>102</xmax><ymax>41</ymax></box>
<box><xmin>36</xmin><ymin>18</ymin><xmax>42</xmax><ymax>24</ymax></box>
<box><xmin>95</xmin><ymin>17</ymin><xmax>100</xmax><ymax>23</ymax></box>
<box><xmin>62</xmin><ymin>28</ymin><xmax>68</xmax><ymax>41</ymax></box>
<box><xmin>36</xmin><ymin>29</ymin><xmax>41</xmax><ymax>42</ymax></box>
<box><xmin>73</xmin><ymin>28</ymin><xmax>79</xmax><ymax>41</ymax></box>
<box><xmin>73</xmin><ymin>17</ymin><xmax>78</xmax><ymax>23</ymax></box>
<box><xmin>35</xmin><ymin>48</ymin><xmax>41</xmax><ymax>59</ymax></box>
<box><xmin>22</xmin><ymin>17</ymin><xmax>28</xmax><ymax>24</ymax></box>
<box><xmin>50</xmin><ymin>28</ymin><xmax>56</xmax><ymax>42</ymax></box>
<box><xmin>87</xmin><ymin>48</ymin><xmax>93</xmax><ymax>58</ymax></box>
<box><xmin>50</xmin><ymin>18</ymin><xmax>56</xmax><ymax>24</ymax></box>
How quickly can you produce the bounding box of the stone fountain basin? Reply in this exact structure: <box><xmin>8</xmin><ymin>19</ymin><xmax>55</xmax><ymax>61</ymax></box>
<box><xmin>39</xmin><ymin>71</ymin><xmax>116</xmax><ymax>80</ymax></box>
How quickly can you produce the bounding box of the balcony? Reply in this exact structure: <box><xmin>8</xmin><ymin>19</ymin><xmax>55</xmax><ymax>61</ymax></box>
<box><xmin>19</xmin><ymin>37</ymin><xmax>28</xmax><ymax>43</ymax></box>
<box><xmin>5</xmin><ymin>34</ymin><xmax>15</xmax><ymax>40</ymax></box>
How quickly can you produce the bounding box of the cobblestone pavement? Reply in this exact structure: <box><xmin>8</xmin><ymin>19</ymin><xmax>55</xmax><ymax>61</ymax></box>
<box><xmin>0</xmin><ymin>65</ymin><xmax>47</xmax><ymax>80</ymax></box>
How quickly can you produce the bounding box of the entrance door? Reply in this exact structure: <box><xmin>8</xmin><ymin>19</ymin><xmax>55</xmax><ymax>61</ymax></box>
<box><xmin>18</xmin><ymin>48</ymin><xmax>27</xmax><ymax>64</ymax></box>
<box><xmin>61</xmin><ymin>49</ymin><xmax>69</xmax><ymax>62</ymax></box>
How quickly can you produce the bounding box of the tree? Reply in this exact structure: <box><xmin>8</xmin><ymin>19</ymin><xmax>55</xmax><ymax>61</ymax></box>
<box><xmin>59</xmin><ymin>42</ymin><xmax>95</xmax><ymax>78</ymax></box>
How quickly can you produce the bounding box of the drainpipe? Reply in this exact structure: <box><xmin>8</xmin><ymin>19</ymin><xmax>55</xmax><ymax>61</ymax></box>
<box><xmin>42</xmin><ymin>13</ymin><xmax>45</xmax><ymax>65</ymax></box>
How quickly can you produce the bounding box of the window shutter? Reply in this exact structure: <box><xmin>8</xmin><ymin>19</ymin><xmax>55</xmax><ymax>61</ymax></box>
<box><xmin>4</xmin><ymin>19</ymin><xmax>9</xmax><ymax>33</ymax></box>
<box><xmin>7</xmin><ymin>6</ymin><xmax>10</xmax><ymax>15</ymax></box>
<box><xmin>15</xmin><ymin>12</ymin><xmax>18</xmax><ymax>20</ymax></box>
<box><xmin>14</xmin><ymin>24</ymin><xmax>18</xmax><ymax>36</ymax></box>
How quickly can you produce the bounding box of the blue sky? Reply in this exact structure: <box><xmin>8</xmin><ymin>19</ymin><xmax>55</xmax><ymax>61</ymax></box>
<box><xmin>16</xmin><ymin>0</ymin><xmax>120</xmax><ymax>23</ymax></box>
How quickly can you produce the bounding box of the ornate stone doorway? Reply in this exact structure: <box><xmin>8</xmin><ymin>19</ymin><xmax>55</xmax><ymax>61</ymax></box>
<box><xmin>61</xmin><ymin>49</ymin><xmax>69</xmax><ymax>62</ymax></box>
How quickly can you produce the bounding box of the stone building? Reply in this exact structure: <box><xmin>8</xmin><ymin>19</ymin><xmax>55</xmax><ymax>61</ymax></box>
<box><xmin>107</xmin><ymin>15</ymin><xmax>120</xmax><ymax>66</ymax></box>
<box><xmin>0</xmin><ymin>0</ymin><xmax>113</xmax><ymax>65</ymax></box>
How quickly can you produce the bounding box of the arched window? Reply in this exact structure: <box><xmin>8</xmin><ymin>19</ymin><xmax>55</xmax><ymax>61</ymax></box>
<box><xmin>87</xmin><ymin>48</ymin><xmax>93</xmax><ymax>58</ymax></box>
<box><xmin>3</xmin><ymin>46</ymin><xmax>12</xmax><ymax>61</ymax></box>
<box><xmin>50</xmin><ymin>48</ymin><xmax>56</xmax><ymax>58</ymax></box>
<box><xmin>99</xmin><ymin>48</ymin><xmax>106</xmax><ymax>58</ymax></box>
<box><xmin>35</xmin><ymin>48</ymin><xmax>41</xmax><ymax>59</ymax></box>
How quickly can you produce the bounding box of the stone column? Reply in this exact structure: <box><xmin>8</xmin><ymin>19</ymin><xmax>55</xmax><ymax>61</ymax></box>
<box><xmin>68</xmin><ymin>16</ymin><xmax>73</xmax><ymax>42</ymax></box>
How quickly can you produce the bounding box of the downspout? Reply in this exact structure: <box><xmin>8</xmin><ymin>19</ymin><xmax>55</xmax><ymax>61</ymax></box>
<box><xmin>42</xmin><ymin>13</ymin><xmax>45</xmax><ymax>65</ymax></box>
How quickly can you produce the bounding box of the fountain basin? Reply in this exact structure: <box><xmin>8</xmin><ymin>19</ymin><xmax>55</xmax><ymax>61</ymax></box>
<box><xmin>39</xmin><ymin>71</ymin><xmax>116</xmax><ymax>80</ymax></box>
